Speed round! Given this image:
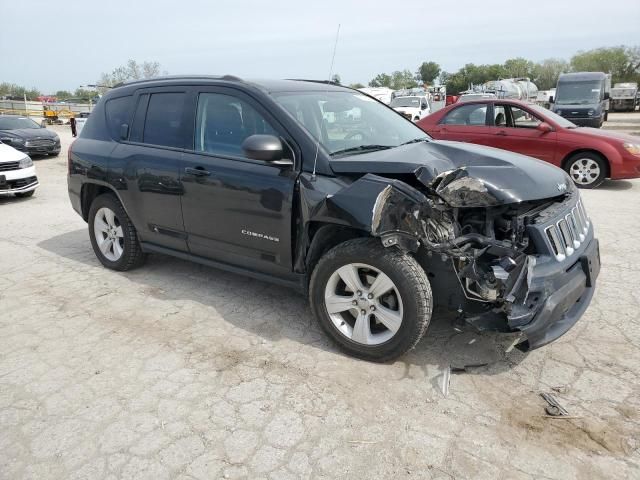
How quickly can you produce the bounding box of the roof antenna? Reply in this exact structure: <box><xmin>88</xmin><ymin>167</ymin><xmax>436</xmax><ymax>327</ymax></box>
<box><xmin>312</xmin><ymin>23</ymin><xmax>341</xmax><ymax>179</ymax></box>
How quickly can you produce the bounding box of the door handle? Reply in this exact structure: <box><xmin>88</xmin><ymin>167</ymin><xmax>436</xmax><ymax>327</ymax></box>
<box><xmin>184</xmin><ymin>166</ymin><xmax>211</xmax><ymax>176</ymax></box>
<box><xmin>495</xmin><ymin>130</ymin><xmax>508</xmax><ymax>136</ymax></box>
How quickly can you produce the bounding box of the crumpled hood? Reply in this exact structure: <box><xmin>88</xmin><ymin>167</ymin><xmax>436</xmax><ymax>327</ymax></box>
<box><xmin>329</xmin><ymin>140</ymin><xmax>570</xmax><ymax>206</ymax></box>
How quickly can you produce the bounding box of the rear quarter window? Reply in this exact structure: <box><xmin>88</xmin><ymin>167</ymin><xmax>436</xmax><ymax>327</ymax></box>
<box><xmin>105</xmin><ymin>96</ymin><xmax>133</xmax><ymax>140</ymax></box>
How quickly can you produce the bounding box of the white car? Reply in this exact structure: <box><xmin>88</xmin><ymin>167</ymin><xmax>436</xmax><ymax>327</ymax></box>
<box><xmin>390</xmin><ymin>96</ymin><xmax>431</xmax><ymax>122</ymax></box>
<box><xmin>0</xmin><ymin>141</ymin><xmax>38</xmax><ymax>198</ymax></box>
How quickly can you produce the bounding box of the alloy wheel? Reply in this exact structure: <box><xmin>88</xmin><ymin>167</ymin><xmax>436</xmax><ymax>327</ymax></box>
<box><xmin>93</xmin><ymin>207</ymin><xmax>125</xmax><ymax>261</ymax></box>
<box><xmin>324</xmin><ymin>263</ymin><xmax>404</xmax><ymax>345</ymax></box>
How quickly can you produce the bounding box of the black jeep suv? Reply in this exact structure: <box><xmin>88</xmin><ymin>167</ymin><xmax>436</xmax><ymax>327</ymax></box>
<box><xmin>68</xmin><ymin>76</ymin><xmax>600</xmax><ymax>361</ymax></box>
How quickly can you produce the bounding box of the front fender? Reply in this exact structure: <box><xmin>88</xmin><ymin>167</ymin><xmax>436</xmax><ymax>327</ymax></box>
<box><xmin>309</xmin><ymin>173</ymin><xmax>429</xmax><ymax>248</ymax></box>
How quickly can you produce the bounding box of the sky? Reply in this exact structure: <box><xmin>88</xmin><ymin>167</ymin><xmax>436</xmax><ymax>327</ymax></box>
<box><xmin>1</xmin><ymin>0</ymin><xmax>639</xmax><ymax>93</ymax></box>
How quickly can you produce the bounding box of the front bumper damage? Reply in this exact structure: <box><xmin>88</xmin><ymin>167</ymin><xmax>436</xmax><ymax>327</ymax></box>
<box><xmin>433</xmin><ymin>185</ymin><xmax>600</xmax><ymax>351</ymax></box>
<box><xmin>355</xmin><ymin>171</ymin><xmax>599</xmax><ymax>351</ymax></box>
<box><xmin>514</xmin><ymin>238</ymin><xmax>599</xmax><ymax>350</ymax></box>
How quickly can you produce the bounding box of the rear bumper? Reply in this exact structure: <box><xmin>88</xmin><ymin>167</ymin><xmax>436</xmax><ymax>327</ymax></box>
<box><xmin>515</xmin><ymin>238</ymin><xmax>600</xmax><ymax>351</ymax></box>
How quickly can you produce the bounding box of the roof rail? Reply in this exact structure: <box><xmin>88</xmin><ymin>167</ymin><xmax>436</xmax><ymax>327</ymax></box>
<box><xmin>287</xmin><ymin>78</ymin><xmax>340</xmax><ymax>86</ymax></box>
<box><xmin>116</xmin><ymin>75</ymin><xmax>244</xmax><ymax>88</ymax></box>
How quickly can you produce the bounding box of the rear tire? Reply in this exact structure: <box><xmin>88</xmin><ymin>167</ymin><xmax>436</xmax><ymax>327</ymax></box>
<box><xmin>564</xmin><ymin>152</ymin><xmax>607</xmax><ymax>189</ymax></box>
<box><xmin>309</xmin><ymin>238</ymin><xmax>432</xmax><ymax>362</ymax></box>
<box><xmin>88</xmin><ymin>193</ymin><xmax>145</xmax><ymax>271</ymax></box>
<box><xmin>15</xmin><ymin>190</ymin><xmax>35</xmax><ymax>198</ymax></box>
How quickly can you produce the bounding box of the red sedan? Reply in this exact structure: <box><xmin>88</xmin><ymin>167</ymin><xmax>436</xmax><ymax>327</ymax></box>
<box><xmin>417</xmin><ymin>99</ymin><xmax>640</xmax><ymax>188</ymax></box>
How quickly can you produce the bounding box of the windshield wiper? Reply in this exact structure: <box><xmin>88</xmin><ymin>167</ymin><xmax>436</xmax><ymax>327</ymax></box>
<box><xmin>400</xmin><ymin>137</ymin><xmax>429</xmax><ymax>146</ymax></box>
<box><xmin>330</xmin><ymin>145</ymin><xmax>393</xmax><ymax>157</ymax></box>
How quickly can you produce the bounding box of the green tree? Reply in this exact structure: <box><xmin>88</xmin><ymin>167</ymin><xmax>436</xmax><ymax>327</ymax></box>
<box><xmin>331</xmin><ymin>74</ymin><xmax>341</xmax><ymax>85</ymax></box>
<box><xmin>97</xmin><ymin>59</ymin><xmax>164</xmax><ymax>93</ymax></box>
<box><xmin>349</xmin><ymin>82</ymin><xmax>365</xmax><ymax>89</ymax></box>
<box><xmin>503</xmin><ymin>57</ymin><xmax>535</xmax><ymax>78</ymax></box>
<box><xmin>369</xmin><ymin>73</ymin><xmax>393</xmax><ymax>88</ymax></box>
<box><xmin>570</xmin><ymin>46</ymin><xmax>640</xmax><ymax>82</ymax></box>
<box><xmin>390</xmin><ymin>70</ymin><xmax>418</xmax><ymax>90</ymax></box>
<box><xmin>532</xmin><ymin>58</ymin><xmax>569</xmax><ymax>90</ymax></box>
<box><xmin>74</xmin><ymin>88</ymin><xmax>99</xmax><ymax>100</ymax></box>
<box><xmin>443</xmin><ymin>63</ymin><xmax>507</xmax><ymax>94</ymax></box>
<box><xmin>0</xmin><ymin>83</ymin><xmax>40</xmax><ymax>100</ymax></box>
<box><xmin>417</xmin><ymin>61</ymin><xmax>441</xmax><ymax>85</ymax></box>
<box><xmin>55</xmin><ymin>90</ymin><xmax>73</xmax><ymax>100</ymax></box>
<box><xmin>24</xmin><ymin>88</ymin><xmax>41</xmax><ymax>100</ymax></box>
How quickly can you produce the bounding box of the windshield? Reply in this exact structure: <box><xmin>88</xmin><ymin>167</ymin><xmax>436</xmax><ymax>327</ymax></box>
<box><xmin>555</xmin><ymin>80</ymin><xmax>603</xmax><ymax>105</ymax></box>
<box><xmin>0</xmin><ymin>116</ymin><xmax>40</xmax><ymax>130</ymax></box>
<box><xmin>391</xmin><ymin>97</ymin><xmax>421</xmax><ymax>107</ymax></box>
<box><xmin>527</xmin><ymin>104</ymin><xmax>576</xmax><ymax>128</ymax></box>
<box><xmin>273</xmin><ymin>91</ymin><xmax>430</xmax><ymax>156</ymax></box>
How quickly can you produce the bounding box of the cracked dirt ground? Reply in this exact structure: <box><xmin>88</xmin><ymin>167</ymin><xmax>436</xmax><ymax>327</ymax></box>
<box><xmin>1</xmin><ymin>125</ymin><xmax>639</xmax><ymax>479</ymax></box>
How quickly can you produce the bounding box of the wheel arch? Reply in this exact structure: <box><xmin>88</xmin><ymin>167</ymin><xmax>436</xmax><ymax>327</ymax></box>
<box><xmin>561</xmin><ymin>149</ymin><xmax>611</xmax><ymax>178</ymax></box>
<box><xmin>80</xmin><ymin>182</ymin><xmax>122</xmax><ymax>221</ymax></box>
<box><xmin>304</xmin><ymin>222</ymin><xmax>369</xmax><ymax>279</ymax></box>
<box><xmin>298</xmin><ymin>173</ymin><xmax>431</xmax><ymax>282</ymax></box>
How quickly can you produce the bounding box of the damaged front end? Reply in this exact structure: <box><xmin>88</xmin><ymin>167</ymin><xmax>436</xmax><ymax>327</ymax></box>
<box><xmin>413</xmin><ymin>168</ymin><xmax>598</xmax><ymax>351</ymax></box>
<box><xmin>316</xmin><ymin>164</ymin><xmax>599</xmax><ymax>351</ymax></box>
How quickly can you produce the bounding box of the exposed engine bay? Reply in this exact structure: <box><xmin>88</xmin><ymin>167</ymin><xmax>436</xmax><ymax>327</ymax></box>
<box><xmin>361</xmin><ymin>170</ymin><xmax>573</xmax><ymax>333</ymax></box>
<box><xmin>422</xmin><ymin>199</ymin><xmax>556</xmax><ymax>304</ymax></box>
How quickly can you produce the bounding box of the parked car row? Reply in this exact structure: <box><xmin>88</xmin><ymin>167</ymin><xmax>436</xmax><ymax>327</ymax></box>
<box><xmin>0</xmin><ymin>114</ymin><xmax>61</xmax><ymax>198</ymax></box>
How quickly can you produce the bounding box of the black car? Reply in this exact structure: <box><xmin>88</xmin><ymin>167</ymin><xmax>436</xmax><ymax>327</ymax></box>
<box><xmin>0</xmin><ymin>115</ymin><xmax>61</xmax><ymax>156</ymax></box>
<box><xmin>67</xmin><ymin>76</ymin><xmax>600</xmax><ymax>361</ymax></box>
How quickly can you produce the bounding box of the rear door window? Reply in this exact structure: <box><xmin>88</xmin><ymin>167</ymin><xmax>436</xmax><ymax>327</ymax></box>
<box><xmin>441</xmin><ymin>104</ymin><xmax>488</xmax><ymax>126</ymax></box>
<box><xmin>493</xmin><ymin>105</ymin><xmax>507</xmax><ymax>126</ymax></box>
<box><xmin>142</xmin><ymin>93</ymin><xmax>186</xmax><ymax>148</ymax></box>
<box><xmin>105</xmin><ymin>96</ymin><xmax>133</xmax><ymax>140</ymax></box>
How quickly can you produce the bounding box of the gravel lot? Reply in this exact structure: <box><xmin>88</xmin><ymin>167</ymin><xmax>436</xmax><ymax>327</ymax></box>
<box><xmin>1</xmin><ymin>121</ymin><xmax>639</xmax><ymax>479</ymax></box>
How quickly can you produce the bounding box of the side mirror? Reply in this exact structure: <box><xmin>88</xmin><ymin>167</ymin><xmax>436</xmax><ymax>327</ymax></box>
<box><xmin>548</xmin><ymin>95</ymin><xmax>554</xmax><ymax>104</ymax></box>
<box><xmin>604</xmin><ymin>92</ymin><xmax>610</xmax><ymax>100</ymax></box>
<box><xmin>537</xmin><ymin>122</ymin><xmax>553</xmax><ymax>133</ymax></box>
<box><xmin>40</xmin><ymin>120</ymin><xmax>47</xmax><ymax>128</ymax></box>
<box><xmin>242</xmin><ymin>134</ymin><xmax>286</xmax><ymax>162</ymax></box>
<box><xmin>421</xmin><ymin>104</ymin><xmax>427</xmax><ymax>110</ymax></box>
<box><xmin>119</xmin><ymin>123</ymin><xmax>129</xmax><ymax>140</ymax></box>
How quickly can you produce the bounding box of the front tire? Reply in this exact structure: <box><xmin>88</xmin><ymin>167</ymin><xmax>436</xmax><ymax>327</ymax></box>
<box><xmin>88</xmin><ymin>193</ymin><xmax>145</xmax><ymax>271</ymax></box>
<box><xmin>309</xmin><ymin>238</ymin><xmax>432</xmax><ymax>362</ymax></box>
<box><xmin>564</xmin><ymin>152</ymin><xmax>607</xmax><ymax>189</ymax></box>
